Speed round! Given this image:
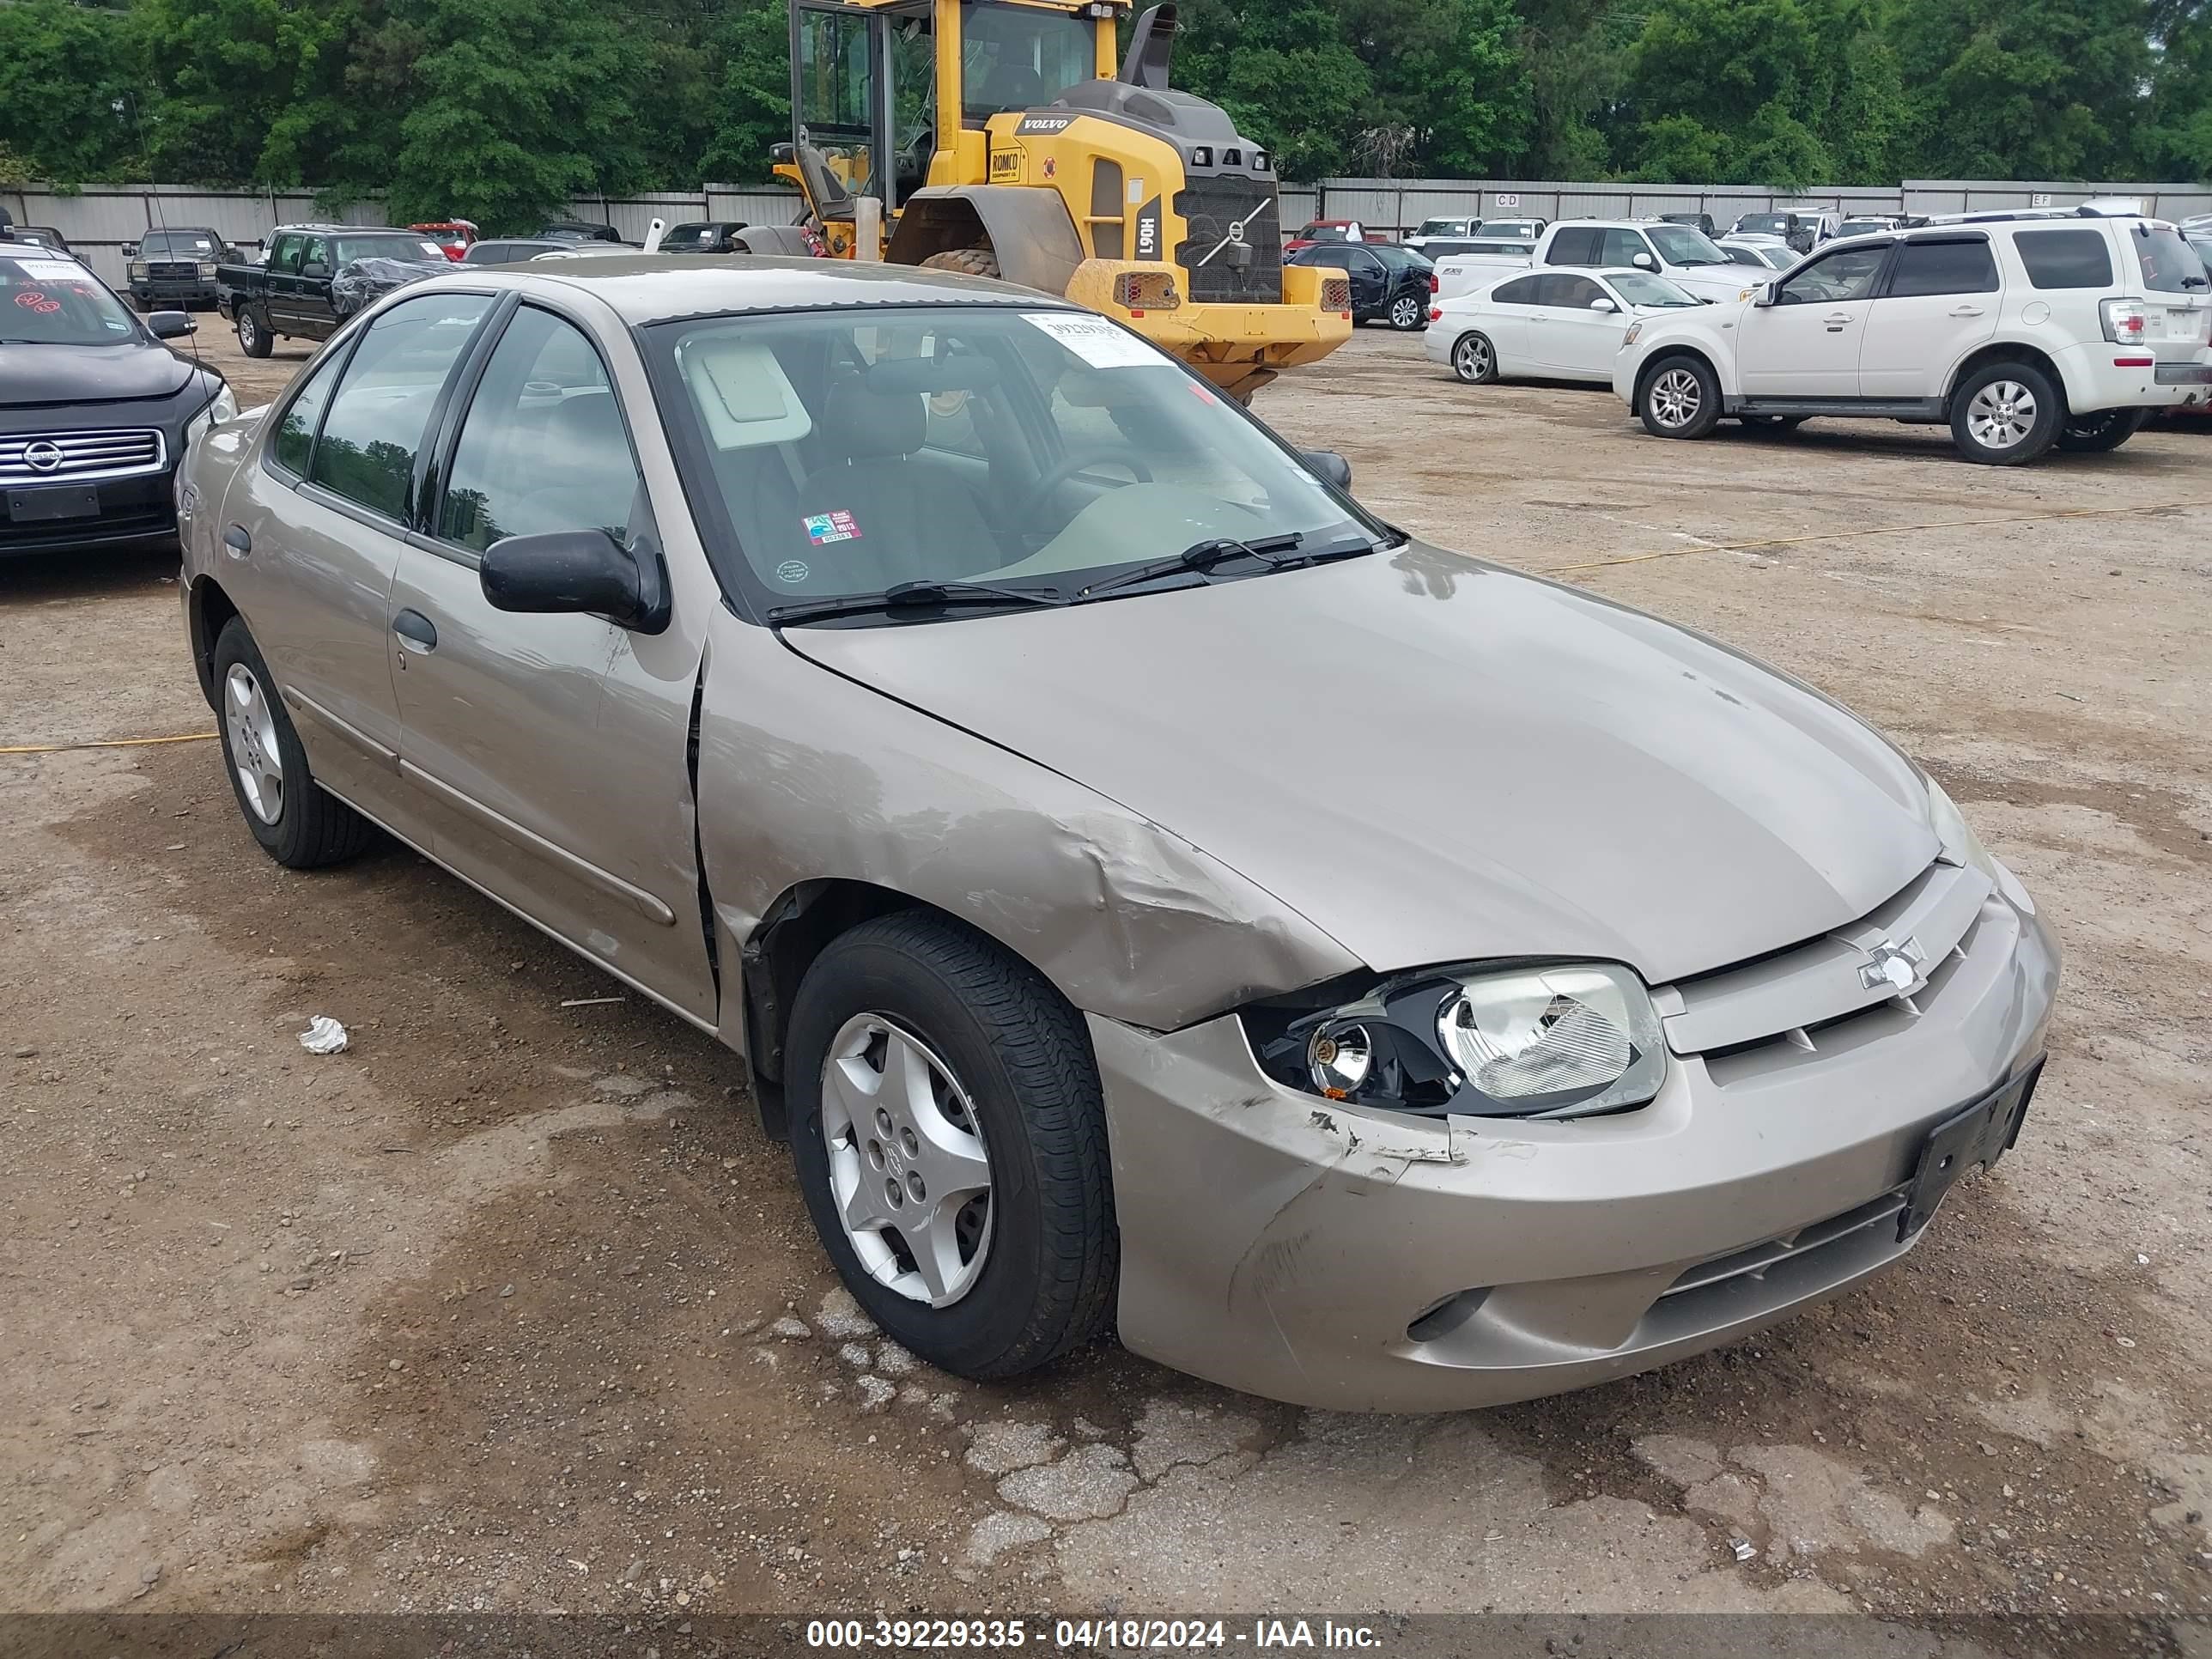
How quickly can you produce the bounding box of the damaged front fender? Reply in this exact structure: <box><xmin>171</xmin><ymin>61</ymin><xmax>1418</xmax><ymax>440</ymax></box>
<box><xmin>694</xmin><ymin>608</ymin><xmax>1361</xmax><ymax>1042</ymax></box>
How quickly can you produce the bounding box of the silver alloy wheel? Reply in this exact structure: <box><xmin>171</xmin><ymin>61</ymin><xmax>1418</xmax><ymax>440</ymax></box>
<box><xmin>1649</xmin><ymin>367</ymin><xmax>1703</xmax><ymax>428</ymax></box>
<box><xmin>1392</xmin><ymin>294</ymin><xmax>1421</xmax><ymax>328</ymax></box>
<box><xmin>1967</xmin><ymin>380</ymin><xmax>2037</xmax><ymax>450</ymax></box>
<box><xmin>820</xmin><ymin>1012</ymin><xmax>994</xmax><ymax>1307</ymax></box>
<box><xmin>222</xmin><ymin>662</ymin><xmax>284</xmax><ymax>825</ymax></box>
<box><xmin>237</xmin><ymin>312</ymin><xmax>258</xmax><ymax>350</ymax></box>
<box><xmin>1454</xmin><ymin>335</ymin><xmax>1492</xmax><ymax>381</ymax></box>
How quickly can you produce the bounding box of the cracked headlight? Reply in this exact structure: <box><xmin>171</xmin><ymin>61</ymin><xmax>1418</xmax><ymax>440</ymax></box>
<box><xmin>184</xmin><ymin>381</ymin><xmax>237</xmax><ymax>449</ymax></box>
<box><xmin>1242</xmin><ymin>961</ymin><xmax>1667</xmax><ymax>1121</ymax></box>
<box><xmin>1926</xmin><ymin>775</ymin><xmax>2033</xmax><ymax>915</ymax></box>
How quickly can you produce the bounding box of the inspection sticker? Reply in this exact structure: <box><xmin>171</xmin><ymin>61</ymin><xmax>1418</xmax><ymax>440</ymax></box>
<box><xmin>9</xmin><ymin>259</ymin><xmax>83</xmax><ymax>283</ymax></box>
<box><xmin>1021</xmin><ymin>311</ymin><xmax>1168</xmax><ymax>369</ymax></box>
<box><xmin>802</xmin><ymin>510</ymin><xmax>862</xmax><ymax>545</ymax></box>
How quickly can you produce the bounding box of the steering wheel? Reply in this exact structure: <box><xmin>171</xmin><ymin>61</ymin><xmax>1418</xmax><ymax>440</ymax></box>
<box><xmin>1012</xmin><ymin>449</ymin><xmax>1154</xmax><ymax>532</ymax></box>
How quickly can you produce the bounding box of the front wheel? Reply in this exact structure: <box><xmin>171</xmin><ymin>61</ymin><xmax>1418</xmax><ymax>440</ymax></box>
<box><xmin>1389</xmin><ymin>291</ymin><xmax>1426</xmax><ymax>331</ymax></box>
<box><xmin>786</xmin><ymin>911</ymin><xmax>1117</xmax><ymax>1381</ymax></box>
<box><xmin>918</xmin><ymin>246</ymin><xmax>1000</xmax><ymax>281</ymax></box>
<box><xmin>1451</xmin><ymin>331</ymin><xmax>1498</xmax><ymax>385</ymax></box>
<box><xmin>211</xmin><ymin>617</ymin><xmax>373</xmax><ymax>868</ymax></box>
<box><xmin>1950</xmin><ymin>362</ymin><xmax>2059</xmax><ymax>465</ymax></box>
<box><xmin>236</xmin><ymin>306</ymin><xmax>272</xmax><ymax>359</ymax></box>
<box><xmin>1639</xmin><ymin>356</ymin><xmax>1723</xmax><ymax>439</ymax></box>
<box><xmin>2055</xmin><ymin>407</ymin><xmax>2149</xmax><ymax>453</ymax></box>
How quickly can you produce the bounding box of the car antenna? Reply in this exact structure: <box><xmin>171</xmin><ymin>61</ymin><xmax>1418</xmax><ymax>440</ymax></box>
<box><xmin>112</xmin><ymin>90</ymin><xmax>210</xmax><ymax>380</ymax></box>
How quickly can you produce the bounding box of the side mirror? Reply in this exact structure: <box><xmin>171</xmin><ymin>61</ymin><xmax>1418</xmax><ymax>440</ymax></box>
<box><xmin>121</xmin><ymin>241</ymin><xmax>139</xmax><ymax>258</ymax></box>
<box><xmin>1301</xmin><ymin>449</ymin><xmax>1352</xmax><ymax>490</ymax></box>
<box><xmin>480</xmin><ymin>528</ymin><xmax>670</xmax><ymax>633</ymax></box>
<box><xmin>1632</xmin><ymin>252</ymin><xmax>1657</xmax><ymax>271</ymax></box>
<box><xmin>1753</xmin><ymin>282</ymin><xmax>1778</xmax><ymax>307</ymax></box>
<box><xmin>1589</xmin><ymin>296</ymin><xmax>1618</xmax><ymax>313</ymax></box>
<box><xmin>147</xmin><ymin>311</ymin><xmax>197</xmax><ymax>339</ymax></box>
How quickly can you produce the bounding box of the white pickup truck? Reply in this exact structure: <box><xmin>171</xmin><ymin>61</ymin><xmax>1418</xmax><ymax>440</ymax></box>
<box><xmin>1437</xmin><ymin>220</ymin><xmax>1753</xmax><ymax>305</ymax></box>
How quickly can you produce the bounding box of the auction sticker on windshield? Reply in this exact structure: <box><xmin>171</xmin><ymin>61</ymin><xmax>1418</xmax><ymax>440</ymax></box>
<box><xmin>9</xmin><ymin>260</ymin><xmax>85</xmax><ymax>283</ymax></box>
<box><xmin>1023</xmin><ymin>312</ymin><xmax>1166</xmax><ymax>369</ymax></box>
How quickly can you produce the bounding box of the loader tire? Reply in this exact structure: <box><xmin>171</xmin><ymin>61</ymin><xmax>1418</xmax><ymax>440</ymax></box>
<box><xmin>920</xmin><ymin>246</ymin><xmax>1001</xmax><ymax>280</ymax></box>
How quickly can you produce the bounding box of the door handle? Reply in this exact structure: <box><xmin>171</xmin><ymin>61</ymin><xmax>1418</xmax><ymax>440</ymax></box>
<box><xmin>392</xmin><ymin>609</ymin><xmax>437</xmax><ymax>651</ymax></box>
<box><xmin>1949</xmin><ymin>305</ymin><xmax>1986</xmax><ymax>317</ymax></box>
<box><xmin>222</xmin><ymin>524</ymin><xmax>251</xmax><ymax>557</ymax></box>
<box><xmin>1823</xmin><ymin>312</ymin><xmax>1853</xmax><ymax>331</ymax></box>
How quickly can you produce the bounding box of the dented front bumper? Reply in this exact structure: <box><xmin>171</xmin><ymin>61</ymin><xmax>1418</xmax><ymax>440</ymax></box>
<box><xmin>1091</xmin><ymin>896</ymin><xmax>2059</xmax><ymax>1413</ymax></box>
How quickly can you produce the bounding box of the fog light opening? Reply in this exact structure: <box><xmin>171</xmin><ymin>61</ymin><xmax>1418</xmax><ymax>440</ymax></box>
<box><xmin>1406</xmin><ymin>1286</ymin><xmax>1491</xmax><ymax>1344</ymax></box>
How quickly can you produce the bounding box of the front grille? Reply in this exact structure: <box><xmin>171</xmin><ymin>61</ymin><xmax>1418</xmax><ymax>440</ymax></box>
<box><xmin>1174</xmin><ymin>175</ymin><xmax>1282</xmax><ymax>304</ymax></box>
<box><xmin>149</xmin><ymin>261</ymin><xmax>203</xmax><ymax>280</ymax></box>
<box><xmin>1</xmin><ymin>428</ymin><xmax>166</xmax><ymax>483</ymax></box>
<box><xmin>1660</xmin><ymin>1189</ymin><xmax>1906</xmax><ymax>1306</ymax></box>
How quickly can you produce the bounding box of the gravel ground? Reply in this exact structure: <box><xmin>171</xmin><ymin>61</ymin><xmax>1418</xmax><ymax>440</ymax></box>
<box><xmin>2</xmin><ymin>319</ymin><xmax>2207</xmax><ymax>1651</ymax></box>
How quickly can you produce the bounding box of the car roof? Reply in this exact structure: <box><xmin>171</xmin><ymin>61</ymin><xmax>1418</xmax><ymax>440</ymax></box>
<box><xmin>424</xmin><ymin>255</ymin><xmax>1080</xmax><ymax>325</ymax></box>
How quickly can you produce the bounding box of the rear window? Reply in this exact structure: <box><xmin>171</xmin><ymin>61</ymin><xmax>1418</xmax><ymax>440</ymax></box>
<box><xmin>2014</xmin><ymin>228</ymin><xmax>2113</xmax><ymax>289</ymax></box>
<box><xmin>1887</xmin><ymin>238</ymin><xmax>1999</xmax><ymax>298</ymax></box>
<box><xmin>2134</xmin><ymin>226</ymin><xmax>2208</xmax><ymax>293</ymax></box>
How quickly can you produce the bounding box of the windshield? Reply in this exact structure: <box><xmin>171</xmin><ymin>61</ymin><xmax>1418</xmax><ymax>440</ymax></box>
<box><xmin>416</xmin><ymin>227</ymin><xmax>469</xmax><ymax>248</ymax></box>
<box><xmin>1415</xmin><ymin>219</ymin><xmax>1468</xmax><ymax>238</ymax></box>
<box><xmin>1647</xmin><ymin>225</ymin><xmax>1729</xmax><ymax>266</ymax></box>
<box><xmin>2136</xmin><ymin>225</ymin><xmax>2209</xmax><ymax>293</ymax></box>
<box><xmin>1300</xmin><ymin>224</ymin><xmax>1348</xmax><ymax>242</ymax></box>
<box><xmin>1475</xmin><ymin>221</ymin><xmax>1535</xmax><ymax>238</ymax></box>
<box><xmin>962</xmin><ymin>2</ymin><xmax>1095</xmax><ymax>119</ymax></box>
<box><xmin>1609</xmin><ymin>272</ymin><xmax>1698</xmax><ymax>307</ymax></box>
<box><xmin>0</xmin><ymin>253</ymin><xmax>138</xmax><ymax>345</ymax></box>
<box><xmin>649</xmin><ymin>305</ymin><xmax>1382</xmax><ymax>618</ymax></box>
<box><xmin>1735</xmin><ymin>214</ymin><xmax>1789</xmax><ymax>235</ymax></box>
<box><xmin>335</xmin><ymin>234</ymin><xmax>447</xmax><ymax>265</ymax></box>
<box><xmin>143</xmin><ymin>231</ymin><xmax>219</xmax><ymax>258</ymax></box>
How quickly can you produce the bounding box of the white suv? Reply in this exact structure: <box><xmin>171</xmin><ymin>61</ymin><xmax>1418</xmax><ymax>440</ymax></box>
<box><xmin>1613</xmin><ymin>214</ymin><xmax>2212</xmax><ymax>464</ymax></box>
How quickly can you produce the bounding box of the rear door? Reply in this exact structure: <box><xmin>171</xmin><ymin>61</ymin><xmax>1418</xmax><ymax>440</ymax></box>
<box><xmin>1474</xmin><ymin>274</ymin><xmax>1541</xmax><ymax>368</ymax></box>
<box><xmin>1735</xmin><ymin>241</ymin><xmax>1892</xmax><ymax>397</ymax></box>
<box><xmin>389</xmin><ymin>299</ymin><xmax>717</xmax><ymax>1022</ymax></box>
<box><xmin>1858</xmin><ymin>235</ymin><xmax>2000</xmax><ymax>398</ymax></box>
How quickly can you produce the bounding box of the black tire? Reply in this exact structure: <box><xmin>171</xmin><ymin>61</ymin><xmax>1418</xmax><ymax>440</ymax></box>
<box><xmin>1638</xmin><ymin>353</ymin><xmax>1723</xmax><ymax>440</ymax></box>
<box><xmin>1949</xmin><ymin>361</ymin><xmax>2059</xmax><ymax>465</ymax></box>
<box><xmin>918</xmin><ymin>246</ymin><xmax>1000</xmax><ymax>280</ymax></box>
<box><xmin>1388</xmin><ymin>289</ymin><xmax>1426</xmax><ymax>331</ymax></box>
<box><xmin>210</xmin><ymin>617</ymin><xmax>373</xmax><ymax>868</ymax></box>
<box><xmin>787</xmin><ymin>910</ymin><xmax>1117</xmax><ymax>1381</ymax></box>
<box><xmin>235</xmin><ymin>305</ymin><xmax>273</xmax><ymax>358</ymax></box>
<box><xmin>1450</xmin><ymin>331</ymin><xmax>1499</xmax><ymax>385</ymax></box>
<box><xmin>2055</xmin><ymin>407</ymin><xmax>2148</xmax><ymax>453</ymax></box>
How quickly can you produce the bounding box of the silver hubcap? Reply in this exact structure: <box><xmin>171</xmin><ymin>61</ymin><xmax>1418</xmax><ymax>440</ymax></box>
<box><xmin>1394</xmin><ymin>297</ymin><xmax>1419</xmax><ymax>325</ymax></box>
<box><xmin>223</xmin><ymin>663</ymin><xmax>284</xmax><ymax>825</ymax></box>
<box><xmin>239</xmin><ymin>315</ymin><xmax>257</xmax><ymax>346</ymax></box>
<box><xmin>1650</xmin><ymin>368</ymin><xmax>1702</xmax><ymax>428</ymax></box>
<box><xmin>1968</xmin><ymin>380</ymin><xmax>2036</xmax><ymax>449</ymax></box>
<box><xmin>1455</xmin><ymin>337</ymin><xmax>1491</xmax><ymax>380</ymax></box>
<box><xmin>820</xmin><ymin>1013</ymin><xmax>993</xmax><ymax>1307</ymax></box>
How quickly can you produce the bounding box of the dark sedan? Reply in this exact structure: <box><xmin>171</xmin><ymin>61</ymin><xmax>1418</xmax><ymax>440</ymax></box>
<box><xmin>2</xmin><ymin>247</ymin><xmax>230</xmax><ymax>557</ymax></box>
<box><xmin>1286</xmin><ymin>241</ymin><xmax>1435</xmax><ymax>331</ymax></box>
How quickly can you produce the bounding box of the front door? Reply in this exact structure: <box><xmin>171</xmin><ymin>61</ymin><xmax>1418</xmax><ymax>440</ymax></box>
<box><xmin>1529</xmin><ymin>273</ymin><xmax>1627</xmax><ymax>377</ymax></box>
<box><xmin>388</xmin><ymin>301</ymin><xmax>716</xmax><ymax>1023</ymax></box>
<box><xmin>1735</xmin><ymin>241</ymin><xmax>1893</xmax><ymax>397</ymax></box>
<box><xmin>228</xmin><ymin>290</ymin><xmax>495</xmax><ymax>828</ymax></box>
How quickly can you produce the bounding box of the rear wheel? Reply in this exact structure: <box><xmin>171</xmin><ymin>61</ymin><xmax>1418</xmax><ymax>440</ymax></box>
<box><xmin>1639</xmin><ymin>355</ymin><xmax>1722</xmax><ymax>440</ymax></box>
<box><xmin>918</xmin><ymin>246</ymin><xmax>1000</xmax><ymax>281</ymax></box>
<box><xmin>1450</xmin><ymin>331</ymin><xmax>1498</xmax><ymax>385</ymax></box>
<box><xmin>1950</xmin><ymin>362</ymin><xmax>2059</xmax><ymax>465</ymax></box>
<box><xmin>2055</xmin><ymin>407</ymin><xmax>2148</xmax><ymax>453</ymax></box>
<box><xmin>236</xmin><ymin>306</ymin><xmax>272</xmax><ymax>359</ymax></box>
<box><xmin>786</xmin><ymin>911</ymin><xmax>1117</xmax><ymax>1381</ymax></box>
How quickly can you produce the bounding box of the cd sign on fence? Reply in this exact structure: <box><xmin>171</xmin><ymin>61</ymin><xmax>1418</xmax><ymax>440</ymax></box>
<box><xmin>1493</xmin><ymin>192</ymin><xmax>1522</xmax><ymax>210</ymax></box>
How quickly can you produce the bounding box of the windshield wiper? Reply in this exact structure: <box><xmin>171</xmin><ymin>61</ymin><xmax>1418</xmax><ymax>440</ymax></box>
<box><xmin>1073</xmin><ymin>533</ymin><xmax>1311</xmax><ymax>600</ymax></box>
<box><xmin>766</xmin><ymin>579</ymin><xmax>1067</xmax><ymax>626</ymax></box>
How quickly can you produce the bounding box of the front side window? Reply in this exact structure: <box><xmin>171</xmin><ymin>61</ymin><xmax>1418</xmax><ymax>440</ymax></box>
<box><xmin>0</xmin><ymin>252</ymin><xmax>137</xmax><ymax>345</ymax></box>
<box><xmin>1540</xmin><ymin>273</ymin><xmax>1606</xmax><ymax>309</ymax></box>
<box><xmin>439</xmin><ymin>307</ymin><xmax>637</xmax><ymax>552</ymax></box>
<box><xmin>650</xmin><ymin>306</ymin><xmax>1382</xmax><ymax>617</ymax></box>
<box><xmin>1776</xmin><ymin>245</ymin><xmax>1888</xmax><ymax>304</ymax></box>
<box><xmin>309</xmin><ymin>293</ymin><xmax>492</xmax><ymax>521</ymax></box>
<box><xmin>2014</xmin><ymin>228</ymin><xmax>2114</xmax><ymax>290</ymax></box>
<box><xmin>301</xmin><ymin>236</ymin><xmax>331</xmax><ymax>275</ymax></box>
<box><xmin>1596</xmin><ymin>229</ymin><xmax>1649</xmax><ymax>268</ymax></box>
<box><xmin>2134</xmin><ymin>226</ymin><xmax>2207</xmax><ymax>293</ymax></box>
<box><xmin>1887</xmin><ymin>238</ymin><xmax>1998</xmax><ymax>298</ymax></box>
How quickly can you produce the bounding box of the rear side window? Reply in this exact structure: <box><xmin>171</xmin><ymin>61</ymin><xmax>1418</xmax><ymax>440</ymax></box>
<box><xmin>309</xmin><ymin>293</ymin><xmax>492</xmax><ymax>521</ymax></box>
<box><xmin>2014</xmin><ymin>229</ymin><xmax>2114</xmax><ymax>289</ymax></box>
<box><xmin>1546</xmin><ymin>228</ymin><xmax>1601</xmax><ymax>265</ymax></box>
<box><xmin>1492</xmin><ymin>275</ymin><xmax>1541</xmax><ymax>304</ymax></box>
<box><xmin>271</xmin><ymin>349</ymin><xmax>346</xmax><ymax>477</ymax></box>
<box><xmin>1597</xmin><ymin>228</ymin><xmax>1649</xmax><ymax>267</ymax></box>
<box><xmin>1887</xmin><ymin>238</ymin><xmax>1999</xmax><ymax>298</ymax></box>
<box><xmin>2134</xmin><ymin>226</ymin><xmax>2208</xmax><ymax>294</ymax></box>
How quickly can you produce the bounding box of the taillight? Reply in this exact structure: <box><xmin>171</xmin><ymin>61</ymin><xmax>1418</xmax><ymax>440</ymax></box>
<box><xmin>1430</xmin><ymin>273</ymin><xmax>1439</xmax><ymax>293</ymax></box>
<box><xmin>1430</xmin><ymin>307</ymin><xmax>1443</xmax><ymax>321</ymax></box>
<box><xmin>2100</xmin><ymin>298</ymin><xmax>2148</xmax><ymax>344</ymax></box>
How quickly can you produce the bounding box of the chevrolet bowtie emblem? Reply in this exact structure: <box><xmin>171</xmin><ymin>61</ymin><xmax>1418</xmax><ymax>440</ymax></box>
<box><xmin>1859</xmin><ymin>936</ymin><xmax>1928</xmax><ymax>994</ymax></box>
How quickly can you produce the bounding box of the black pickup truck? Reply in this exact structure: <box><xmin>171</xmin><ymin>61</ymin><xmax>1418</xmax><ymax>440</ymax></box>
<box><xmin>217</xmin><ymin>224</ymin><xmax>450</xmax><ymax>357</ymax></box>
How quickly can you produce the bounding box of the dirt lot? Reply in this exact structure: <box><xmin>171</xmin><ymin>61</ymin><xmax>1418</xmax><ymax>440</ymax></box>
<box><xmin>3</xmin><ymin>319</ymin><xmax>2209</xmax><ymax>1650</ymax></box>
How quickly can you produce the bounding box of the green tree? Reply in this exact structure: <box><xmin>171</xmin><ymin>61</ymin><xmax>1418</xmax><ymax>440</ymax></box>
<box><xmin>137</xmin><ymin>0</ymin><xmax>362</xmax><ymax>184</ymax></box>
<box><xmin>700</xmin><ymin>0</ymin><xmax>795</xmax><ymax>185</ymax></box>
<box><xmin>0</xmin><ymin>0</ymin><xmax>146</xmax><ymax>184</ymax></box>
<box><xmin>1176</xmin><ymin>1</ymin><xmax>1375</xmax><ymax>181</ymax></box>
<box><xmin>2139</xmin><ymin>1</ymin><xmax>2212</xmax><ymax>178</ymax></box>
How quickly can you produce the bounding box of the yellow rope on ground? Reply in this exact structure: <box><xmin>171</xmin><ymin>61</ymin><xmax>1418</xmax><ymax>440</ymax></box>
<box><xmin>0</xmin><ymin>732</ymin><xmax>218</xmax><ymax>757</ymax></box>
<box><xmin>1539</xmin><ymin>496</ymin><xmax>2212</xmax><ymax>576</ymax></box>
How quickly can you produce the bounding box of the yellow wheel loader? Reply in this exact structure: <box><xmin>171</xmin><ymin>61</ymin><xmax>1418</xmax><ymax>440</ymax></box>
<box><xmin>769</xmin><ymin>0</ymin><xmax>1351</xmax><ymax>401</ymax></box>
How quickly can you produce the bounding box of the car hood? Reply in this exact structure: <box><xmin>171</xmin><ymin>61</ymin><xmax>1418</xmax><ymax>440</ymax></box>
<box><xmin>782</xmin><ymin>544</ymin><xmax>1938</xmax><ymax>988</ymax></box>
<box><xmin>0</xmin><ymin>341</ymin><xmax>196</xmax><ymax>408</ymax></box>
